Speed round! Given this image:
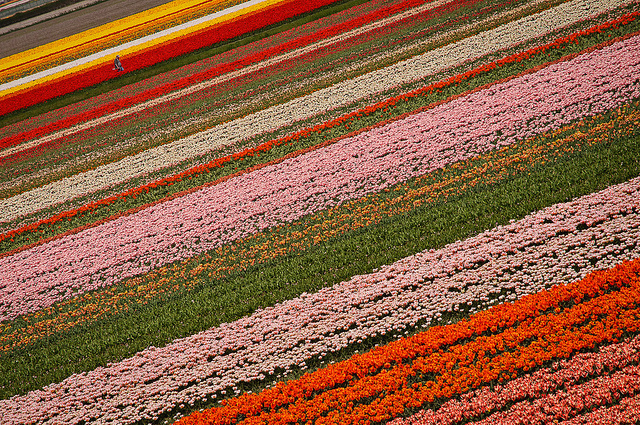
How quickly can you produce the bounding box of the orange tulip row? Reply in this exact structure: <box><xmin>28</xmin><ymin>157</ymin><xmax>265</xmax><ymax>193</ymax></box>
<box><xmin>176</xmin><ymin>258</ymin><xmax>640</xmax><ymax>424</ymax></box>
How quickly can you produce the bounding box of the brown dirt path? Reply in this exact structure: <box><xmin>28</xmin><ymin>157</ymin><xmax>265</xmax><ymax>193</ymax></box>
<box><xmin>0</xmin><ymin>0</ymin><xmax>176</xmax><ymax>59</ymax></box>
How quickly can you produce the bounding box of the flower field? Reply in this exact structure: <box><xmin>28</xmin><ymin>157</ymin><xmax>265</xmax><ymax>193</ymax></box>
<box><xmin>0</xmin><ymin>0</ymin><xmax>639</xmax><ymax>423</ymax></box>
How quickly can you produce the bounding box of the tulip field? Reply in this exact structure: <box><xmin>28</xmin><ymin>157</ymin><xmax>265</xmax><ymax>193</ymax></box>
<box><xmin>1</xmin><ymin>0</ymin><xmax>640</xmax><ymax>422</ymax></box>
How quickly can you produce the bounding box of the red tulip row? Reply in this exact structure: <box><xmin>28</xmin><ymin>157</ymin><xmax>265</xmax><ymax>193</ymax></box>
<box><xmin>175</xmin><ymin>258</ymin><xmax>640</xmax><ymax>424</ymax></box>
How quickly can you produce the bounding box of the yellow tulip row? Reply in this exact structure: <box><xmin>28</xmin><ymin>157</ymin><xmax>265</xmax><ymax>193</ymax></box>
<box><xmin>1</xmin><ymin>0</ymin><xmax>224</xmax><ymax>77</ymax></box>
<box><xmin>0</xmin><ymin>0</ymin><xmax>288</xmax><ymax>98</ymax></box>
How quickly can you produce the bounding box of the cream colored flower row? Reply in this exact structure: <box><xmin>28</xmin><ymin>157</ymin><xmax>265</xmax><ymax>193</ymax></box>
<box><xmin>0</xmin><ymin>0</ymin><xmax>625</xmax><ymax>224</ymax></box>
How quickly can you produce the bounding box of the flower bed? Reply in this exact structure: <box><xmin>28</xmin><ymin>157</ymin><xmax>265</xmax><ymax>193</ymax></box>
<box><xmin>0</xmin><ymin>99</ymin><xmax>636</xmax><ymax>357</ymax></box>
<box><xmin>1</xmin><ymin>0</ymin><xmax>639</xmax><ymax>423</ymax></box>
<box><xmin>0</xmin><ymin>0</ymin><xmax>245</xmax><ymax>83</ymax></box>
<box><xmin>3</xmin><ymin>7</ymin><xmax>636</xmax><ymax>253</ymax></box>
<box><xmin>0</xmin><ymin>0</ymin><xmax>493</xmax><ymax>154</ymax></box>
<box><xmin>0</xmin><ymin>0</ymin><xmax>564</xmax><ymax>209</ymax></box>
<box><xmin>1</xmin><ymin>174</ymin><xmax>638</xmax><ymax>424</ymax></box>
<box><xmin>0</xmin><ymin>0</ymin><xmax>402</xmax><ymax>139</ymax></box>
<box><xmin>0</xmin><ymin>96</ymin><xmax>636</xmax><ymax>357</ymax></box>
<box><xmin>390</xmin><ymin>335</ymin><xmax>640</xmax><ymax>424</ymax></box>
<box><xmin>0</xmin><ymin>0</ymin><xmax>345</xmax><ymax>116</ymax></box>
<box><xmin>173</xmin><ymin>257</ymin><xmax>640</xmax><ymax>425</ymax></box>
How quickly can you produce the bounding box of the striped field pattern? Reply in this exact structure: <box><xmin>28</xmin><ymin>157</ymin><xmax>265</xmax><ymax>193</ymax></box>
<box><xmin>1</xmin><ymin>0</ymin><xmax>639</xmax><ymax>423</ymax></box>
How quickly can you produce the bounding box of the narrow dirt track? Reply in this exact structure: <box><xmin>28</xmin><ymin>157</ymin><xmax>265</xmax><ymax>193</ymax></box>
<box><xmin>0</xmin><ymin>0</ymin><xmax>176</xmax><ymax>59</ymax></box>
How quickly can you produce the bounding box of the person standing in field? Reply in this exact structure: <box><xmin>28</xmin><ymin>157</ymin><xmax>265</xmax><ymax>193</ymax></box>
<box><xmin>114</xmin><ymin>55</ymin><xmax>124</xmax><ymax>72</ymax></box>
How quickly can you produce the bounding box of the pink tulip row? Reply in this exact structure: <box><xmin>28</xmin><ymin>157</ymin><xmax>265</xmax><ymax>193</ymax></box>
<box><xmin>389</xmin><ymin>334</ymin><xmax>640</xmax><ymax>425</ymax></box>
<box><xmin>0</xmin><ymin>0</ymin><xmax>622</xmax><ymax>224</ymax></box>
<box><xmin>1</xmin><ymin>175</ymin><xmax>638</xmax><ymax>424</ymax></box>
<box><xmin>471</xmin><ymin>367</ymin><xmax>640</xmax><ymax>424</ymax></box>
<box><xmin>1</xmin><ymin>34</ymin><xmax>639</xmax><ymax>322</ymax></box>
<box><xmin>559</xmin><ymin>393</ymin><xmax>640</xmax><ymax>424</ymax></box>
